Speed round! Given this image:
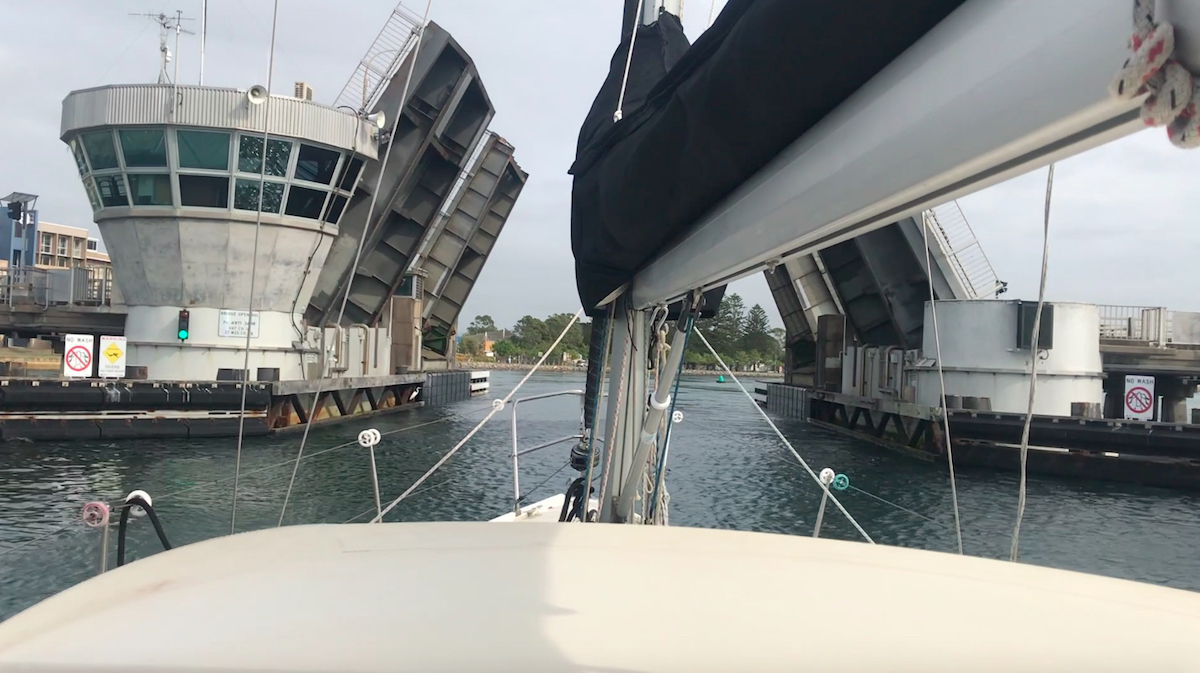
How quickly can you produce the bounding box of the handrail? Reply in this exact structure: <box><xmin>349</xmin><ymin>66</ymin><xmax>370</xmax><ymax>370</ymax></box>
<box><xmin>508</xmin><ymin>389</ymin><xmax>584</xmax><ymax>516</ymax></box>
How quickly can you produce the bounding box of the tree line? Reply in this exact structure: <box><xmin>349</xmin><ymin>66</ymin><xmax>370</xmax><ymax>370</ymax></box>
<box><xmin>461</xmin><ymin>293</ymin><xmax>784</xmax><ymax>370</ymax></box>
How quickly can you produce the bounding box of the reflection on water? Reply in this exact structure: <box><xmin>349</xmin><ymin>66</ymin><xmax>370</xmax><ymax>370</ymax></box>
<box><xmin>3</xmin><ymin>370</ymin><xmax>1200</xmax><ymax>619</ymax></box>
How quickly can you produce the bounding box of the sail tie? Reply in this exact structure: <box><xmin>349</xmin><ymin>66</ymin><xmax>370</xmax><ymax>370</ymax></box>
<box><xmin>1109</xmin><ymin>0</ymin><xmax>1200</xmax><ymax>148</ymax></box>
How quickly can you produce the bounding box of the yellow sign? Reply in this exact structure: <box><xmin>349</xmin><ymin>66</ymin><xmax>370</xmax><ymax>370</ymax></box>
<box><xmin>103</xmin><ymin>342</ymin><xmax>123</xmax><ymax>363</ymax></box>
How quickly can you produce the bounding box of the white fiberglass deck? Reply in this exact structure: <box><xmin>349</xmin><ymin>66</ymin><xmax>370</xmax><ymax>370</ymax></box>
<box><xmin>1</xmin><ymin>522</ymin><xmax>1199</xmax><ymax>672</ymax></box>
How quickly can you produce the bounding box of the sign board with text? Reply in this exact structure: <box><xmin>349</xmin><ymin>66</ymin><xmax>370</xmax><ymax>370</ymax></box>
<box><xmin>218</xmin><ymin>309</ymin><xmax>260</xmax><ymax>338</ymax></box>
<box><xmin>98</xmin><ymin>335</ymin><xmax>127</xmax><ymax>378</ymax></box>
<box><xmin>1123</xmin><ymin>374</ymin><xmax>1155</xmax><ymax>421</ymax></box>
<box><xmin>63</xmin><ymin>334</ymin><xmax>94</xmax><ymax>378</ymax></box>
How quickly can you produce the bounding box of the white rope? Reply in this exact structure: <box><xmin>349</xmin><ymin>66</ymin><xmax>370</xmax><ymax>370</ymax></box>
<box><xmin>370</xmin><ymin>309</ymin><xmax>584</xmax><ymax>523</ymax></box>
<box><xmin>613</xmin><ymin>0</ymin><xmax>646</xmax><ymax>122</ymax></box>
<box><xmin>1110</xmin><ymin>0</ymin><xmax>1200</xmax><ymax>148</ymax></box>
<box><xmin>695</xmin><ymin>329</ymin><xmax>875</xmax><ymax>543</ymax></box>
<box><xmin>642</xmin><ymin>319</ymin><xmax>671</xmax><ymax>524</ymax></box>
<box><xmin>231</xmin><ymin>0</ymin><xmax>282</xmax><ymax>535</ymax></box>
<box><xmin>921</xmin><ymin>212</ymin><xmax>965</xmax><ymax>555</ymax></box>
<box><xmin>707</xmin><ymin>0</ymin><xmax>719</xmax><ymax>28</ymax></box>
<box><xmin>1009</xmin><ymin>164</ymin><xmax>1055</xmax><ymax>562</ymax></box>
<box><xmin>278</xmin><ymin>0</ymin><xmax>434</xmax><ymax>527</ymax></box>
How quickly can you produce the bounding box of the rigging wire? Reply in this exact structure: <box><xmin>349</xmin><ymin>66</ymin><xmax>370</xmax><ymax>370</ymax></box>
<box><xmin>0</xmin><ymin>412</ymin><xmax>493</xmax><ymax>560</ymax></box>
<box><xmin>613</xmin><ymin>0</ymin><xmax>645</xmax><ymax>122</ymax></box>
<box><xmin>1010</xmin><ymin>163</ymin><xmax>1055</xmax><ymax>562</ymax></box>
<box><xmin>516</xmin><ymin>461</ymin><xmax>573</xmax><ymax>506</ymax></box>
<box><xmin>98</xmin><ymin>21</ymin><xmax>153</xmax><ymax>81</ymax></box>
<box><xmin>921</xmin><ymin>212</ymin><xmax>965</xmax><ymax>555</ymax></box>
<box><xmin>278</xmin><ymin>0</ymin><xmax>434</xmax><ymax>527</ymax></box>
<box><xmin>370</xmin><ymin>309</ymin><xmax>584</xmax><ymax>523</ymax></box>
<box><xmin>707</xmin><ymin>0</ymin><xmax>719</xmax><ymax>28</ymax></box>
<box><xmin>694</xmin><ymin>329</ymin><xmax>875</xmax><ymax>543</ymax></box>
<box><xmin>231</xmin><ymin>0</ymin><xmax>282</xmax><ymax>535</ymax></box>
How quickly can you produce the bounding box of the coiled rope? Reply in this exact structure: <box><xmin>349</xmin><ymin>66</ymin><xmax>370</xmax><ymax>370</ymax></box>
<box><xmin>1110</xmin><ymin>0</ymin><xmax>1200</xmax><ymax>148</ymax></box>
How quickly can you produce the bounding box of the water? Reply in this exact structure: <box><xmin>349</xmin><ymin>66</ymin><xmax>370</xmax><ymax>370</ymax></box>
<box><xmin>3</xmin><ymin>370</ymin><xmax>1200</xmax><ymax>619</ymax></box>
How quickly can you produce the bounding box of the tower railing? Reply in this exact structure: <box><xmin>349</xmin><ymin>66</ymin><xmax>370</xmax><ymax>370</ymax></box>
<box><xmin>924</xmin><ymin>201</ymin><xmax>1003</xmax><ymax>300</ymax></box>
<box><xmin>332</xmin><ymin>2</ymin><xmax>424</xmax><ymax>114</ymax></box>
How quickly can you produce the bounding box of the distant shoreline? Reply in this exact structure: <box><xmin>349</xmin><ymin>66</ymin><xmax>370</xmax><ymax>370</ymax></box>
<box><xmin>461</xmin><ymin>361</ymin><xmax>784</xmax><ymax>379</ymax></box>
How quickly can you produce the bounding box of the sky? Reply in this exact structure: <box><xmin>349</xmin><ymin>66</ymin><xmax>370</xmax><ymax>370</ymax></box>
<box><xmin>2</xmin><ymin>1</ymin><xmax>1199</xmax><ymax>331</ymax></box>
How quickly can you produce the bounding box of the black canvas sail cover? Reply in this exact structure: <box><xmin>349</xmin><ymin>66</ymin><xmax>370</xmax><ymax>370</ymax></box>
<box><xmin>569</xmin><ymin>0</ymin><xmax>970</xmax><ymax>313</ymax></box>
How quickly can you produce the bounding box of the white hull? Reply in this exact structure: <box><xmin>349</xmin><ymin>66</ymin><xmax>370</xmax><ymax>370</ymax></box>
<box><xmin>490</xmin><ymin>494</ymin><xmax>596</xmax><ymax>522</ymax></box>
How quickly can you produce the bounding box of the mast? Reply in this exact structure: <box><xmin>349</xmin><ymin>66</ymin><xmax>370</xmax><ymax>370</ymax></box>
<box><xmin>597</xmin><ymin>0</ymin><xmax>684</xmax><ymax>524</ymax></box>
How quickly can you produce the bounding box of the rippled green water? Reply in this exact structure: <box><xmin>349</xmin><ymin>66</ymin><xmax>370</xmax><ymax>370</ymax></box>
<box><xmin>3</xmin><ymin>370</ymin><xmax>1199</xmax><ymax>620</ymax></box>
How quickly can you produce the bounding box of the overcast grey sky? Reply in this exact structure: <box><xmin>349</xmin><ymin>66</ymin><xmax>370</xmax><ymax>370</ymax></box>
<box><xmin>2</xmin><ymin>1</ymin><xmax>1198</xmax><ymax>331</ymax></box>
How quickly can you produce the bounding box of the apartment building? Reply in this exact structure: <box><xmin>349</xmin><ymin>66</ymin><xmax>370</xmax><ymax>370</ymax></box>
<box><xmin>32</xmin><ymin>221</ymin><xmax>109</xmax><ymax>270</ymax></box>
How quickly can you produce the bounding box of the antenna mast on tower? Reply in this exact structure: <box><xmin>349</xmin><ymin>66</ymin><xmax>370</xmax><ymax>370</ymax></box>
<box><xmin>131</xmin><ymin>11</ymin><xmax>195</xmax><ymax>84</ymax></box>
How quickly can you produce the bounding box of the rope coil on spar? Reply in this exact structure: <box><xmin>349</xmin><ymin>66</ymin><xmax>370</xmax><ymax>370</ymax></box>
<box><xmin>694</xmin><ymin>328</ymin><xmax>875</xmax><ymax>544</ymax></box>
<box><xmin>369</xmin><ymin>308</ymin><xmax>585</xmax><ymax>523</ymax></box>
<box><xmin>1110</xmin><ymin>0</ymin><xmax>1200</xmax><ymax>148</ymax></box>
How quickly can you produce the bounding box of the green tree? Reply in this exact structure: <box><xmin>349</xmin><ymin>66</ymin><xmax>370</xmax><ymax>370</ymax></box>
<box><xmin>512</xmin><ymin>315</ymin><xmax>551</xmax><ymax>350</ymax></box>
<box><xmin>492</xmin><ymin>339</ymin><xmax>519</xmax><ymax>360</ymax></box>
<box><xmin>740</xmin><ymin>304</ymin><xmax>777</xmax><ymax>355</ymax></box>
<box><xmin>544</xmin><ymin>313</ymin><xmax>588</xmax><ymax>355</ymax></box>
<box><xmin>467</xmin><ymin>315</ymin><xmax>497</xmax><ymax>334</ymax></box>
<box><xmin>689</xmin><ymin>292</ymin><xmax>745</xmax><ymax>361</ymax></box>
<box><xmin>459</xmin><ymin>338</ymin><xmax>480</xmax><ymax>356</ymax></box>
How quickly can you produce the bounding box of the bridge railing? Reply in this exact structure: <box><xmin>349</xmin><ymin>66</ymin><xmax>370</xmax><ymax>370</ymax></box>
<box><xmin>1097</xmin><ymin>304</ymin><xmax>1172</xmax><ymax>343</ymax></box>
<box><xmin>925</xmin><ymin>201</ymin><xmax>1004</xmax><ymax>300</ymax></box>
<box><xmin>0</xmin><ymin>266</ymin><xmax>113</xmax><ymax>308</ymax></box>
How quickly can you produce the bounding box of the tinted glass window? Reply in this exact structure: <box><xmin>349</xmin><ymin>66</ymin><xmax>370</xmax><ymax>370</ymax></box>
<box><xmin>127</xmin><ymin>174</ymin><xmax>173</xmax><ymax>206</ymax></box>
<box><xmin>234</xmin><ymin>179</ymin><xmax>284</xmax><ymax>213</ymax></box>
<box><xmin>238</xmin><ymin>136</ymin><xmax>291</xmax><ymax>177</ymax></box>
<box><xmin>177</xmin><ymin>130</ymin><xmax>231</xmax><ymax>170</ymax></box>
<box><xmin>81</xmin><ymin>132</ymin><xmax>119</xmax><ymax>170</ymax></box>
<box><xmin>94</xmin><ymin>175</ymin><xmax>129</xmax><ymax>207</ymax></box>
<box><xmin>83</xmin><ymin>179</ymin><xmax>102</xmax><ymax>212</ymax></box>
<box><xmin>336</xmin><ymin>157</ymin><xmax>364</xmax><ymax>190</ymax></box>
<box><xmin>284</xmin><ymin>186</ymin><xmax>327</xmax><ymax>219</ymax></box>
<box><xmin>179</xmin><ymin>175</ymin><xmax>230</xmax><ymax>208</ymax></box>
<box><xmin>119</xmin><ymin>130</ymin><xmax>168</xmax><ymax>167</ymax></box>
<box><xmin>324</xmin><ymin>195</ymin><xmax>347</xmax><ymax>224</ymax></box>
<box><xmin>69</xmin><ymin>138</ymin><xmax>88</xmax><ymax>176</ymax></box>
<box><xmin>295</xmin><ymin>144</ymin><xmax>340</xmax><ymax>184</ymax></box>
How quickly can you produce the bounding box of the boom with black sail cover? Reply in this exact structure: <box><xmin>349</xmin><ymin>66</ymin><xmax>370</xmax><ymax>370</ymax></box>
<box><xmin>569</xmin><ymin>0</ymin><xmax>970</xmax><ymax>312</ymax></box>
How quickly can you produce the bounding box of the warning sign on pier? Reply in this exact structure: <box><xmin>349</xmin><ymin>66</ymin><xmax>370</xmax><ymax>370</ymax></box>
<box><xmin>63</xmin><ymin>334</ymin><xmax>94</xmax><ymax>378</ymax></box>
<box><xmin>1123</xmin><ymin>374</ymin><xmax>1155</xmax><ymax>421</ymax></box>
<box><xmin>98</xmin><ymin>336</ymin><xmax>126</xmax><ymax>378</ymax></box>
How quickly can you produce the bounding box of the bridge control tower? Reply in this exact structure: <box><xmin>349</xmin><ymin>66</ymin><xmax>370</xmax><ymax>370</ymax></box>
<box><xmin>60</xmin><ymin>84</ymin><xmax>381</xmax><ymax>380</ymax></box>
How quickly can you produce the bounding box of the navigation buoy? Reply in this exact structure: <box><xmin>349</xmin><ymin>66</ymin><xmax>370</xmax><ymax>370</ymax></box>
<box><xmin>716</xmin><ymin>375</ymin><xmax>725</xmax><ymax>383</ymax></box>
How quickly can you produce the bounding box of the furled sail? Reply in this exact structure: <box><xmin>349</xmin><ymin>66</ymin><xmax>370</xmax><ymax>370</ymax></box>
<box><xmin>569</xmin><ymin>0</ymin><xmax>970</xmax><ymax>312</ymax></box>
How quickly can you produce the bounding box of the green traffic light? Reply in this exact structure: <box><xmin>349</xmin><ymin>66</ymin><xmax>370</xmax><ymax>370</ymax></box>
<box><xmin>178</xmin><ymin>329</ymin><xmax>188</xmax><ymax>340</ymax></box>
